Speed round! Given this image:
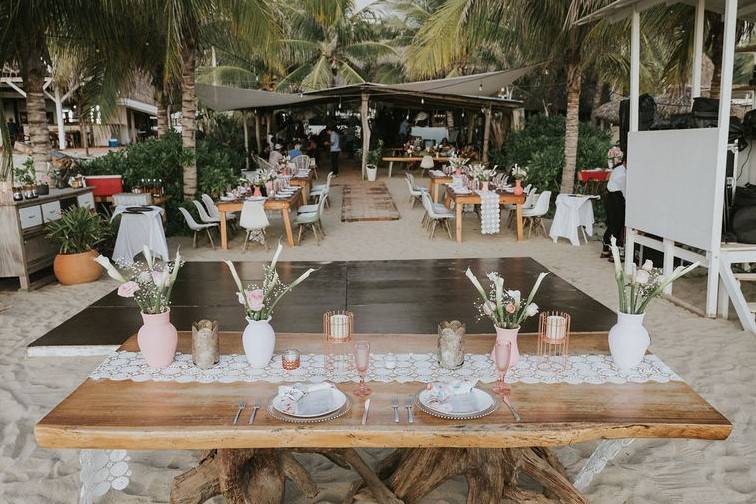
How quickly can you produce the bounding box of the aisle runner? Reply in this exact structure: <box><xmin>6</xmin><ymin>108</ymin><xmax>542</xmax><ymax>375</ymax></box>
<box><xmin>477</xmin><ymin>190</ymin><xmax>500</xmax><ymax>234</ymax></box>
<box><xmin>341</xmin><ymin>183</ymin><xmax>400</xmax><ymax>222</ymax></box>
<box><xmin>90</xmin><ymin>352</ymin><xmax>682</xmax><ymax>385</ymax></box>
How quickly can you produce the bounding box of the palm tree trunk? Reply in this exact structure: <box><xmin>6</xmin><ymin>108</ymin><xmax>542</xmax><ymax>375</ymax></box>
<box><xmin>156</xmin><ymin>89</ymin><xmax>169</xmax><ymax>138</ymax></box>
<box><xmin>79</xmin><ymin>116</ymin><xmax>89</xmax><ymax>156</ymax></box>
<box><xmin>561</xmin><ymin>60</ymin><xmax>581</xmax><ymax>194</ymax></box>
<box><xmin>708</xmin><ymin>13</ymin><xmax>724</xmax><ymax>99</ymax></box>
<box><xmin>23</xmin><ymin>49</ymin><xmax>52</xmax><ymax>179</ymax></box>
<box><xmin>181</xmin><ymin>45</ymin><xmax>197</xmax><ymax>199</ymax></box>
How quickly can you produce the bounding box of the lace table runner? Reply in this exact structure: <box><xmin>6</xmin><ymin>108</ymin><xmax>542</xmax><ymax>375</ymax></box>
<box><xmin>90</xmin><ymin>351</ymin><xmax>682</xmax><ymax>385</ymax></box>
<box><xmin>476</xmin><ymin>190</ymin><xmax>500</xmax><ymax>234</ymax></box>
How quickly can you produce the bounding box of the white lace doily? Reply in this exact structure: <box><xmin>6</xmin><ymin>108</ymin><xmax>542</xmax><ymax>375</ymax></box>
<box><xmin>90</xmin><ymin>351</ymin><xmax>681</xmax><ymax>385</ymax></box>
<box><xmin>79</xmin><ymin>449</ymin><xmax>131</xmax><ymax>504</ymax></box>
<box><xmin>477</xmin><ymin>189</ymin><xmax>500</xmax><ymax>234</ymax></box>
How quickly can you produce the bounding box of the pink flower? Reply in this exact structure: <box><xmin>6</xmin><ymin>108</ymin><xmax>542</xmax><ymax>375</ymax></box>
<box><xmin>505</xmin><ymin>303</ymin><xmax>516</xmax><ymax>314</ymax></box>
<box><xmin>246</xmin><ymin>289</ymin><xmax>265</xmax><ymax>311</ymax></box>
<box><xmin>117</xmin><ymin>281</ymin><xmax>140</xmax><ymax>298</ymax></box>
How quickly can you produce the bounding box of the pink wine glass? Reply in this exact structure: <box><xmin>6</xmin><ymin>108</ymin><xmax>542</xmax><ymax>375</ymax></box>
<box><xmin>492</xmin><ymin>341</ymin><xmax>512</xmax><ymax>397</ymax></box>
<box><xmin>353</xmin><ymin>341</ymin><xmax>371</xmax><ymax>398</ymax></box>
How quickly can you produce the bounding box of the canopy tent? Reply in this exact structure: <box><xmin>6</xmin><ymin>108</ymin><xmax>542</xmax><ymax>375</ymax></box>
<box><xmin>577</xmin><ymin>0</ymin><xmax>756</xmax><ymax>335</ymax></box>
<box><xmin>196</xmin><ymin>67</ymin><xmax>534</xmax><ymax>175</ymax></box>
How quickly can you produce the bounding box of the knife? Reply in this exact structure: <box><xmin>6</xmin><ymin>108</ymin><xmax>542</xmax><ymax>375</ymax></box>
<box><xmin>361</xmin><ymin>399</ymin><xmax>371</xmax><ymax>425</ymax></box>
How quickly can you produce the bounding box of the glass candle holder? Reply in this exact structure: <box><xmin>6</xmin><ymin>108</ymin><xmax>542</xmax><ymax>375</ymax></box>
<box><xmin>191</xmin><ymin>320</ymin><xmax>219</xmax><ymax>369</ymax></box>
<box><xmin>282</xmin><ymin>349</ymin><xmax>301</xmax><ymax>370</ymax></box>
<box><xmin>537</xmin><ymin>311</ymin><xmax>571</xmax><ymax>371</ymax></box>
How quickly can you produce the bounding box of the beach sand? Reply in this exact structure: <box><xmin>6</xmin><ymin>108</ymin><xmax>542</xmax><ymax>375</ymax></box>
<box><xmin>1</xmin><ymin>171</ymin><xmax>754</xmax><ymax>503</ymax></box>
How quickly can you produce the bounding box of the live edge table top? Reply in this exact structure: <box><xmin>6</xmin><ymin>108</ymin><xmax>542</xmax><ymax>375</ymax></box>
<box><xmin>35</xmin><ymin>332</ymin><xmax>731</xmax><ymax>451</ymax></box>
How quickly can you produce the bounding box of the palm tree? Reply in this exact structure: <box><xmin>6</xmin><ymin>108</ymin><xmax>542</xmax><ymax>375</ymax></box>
<box><xmin>276</xmin><ymin>0</ymin><xmax>397</xmax><ymax>91</ymax></box>
<box><xmin>409</xmin><ymin>0</ymin><xmax>624</xmax><ymax>193</ymax></box>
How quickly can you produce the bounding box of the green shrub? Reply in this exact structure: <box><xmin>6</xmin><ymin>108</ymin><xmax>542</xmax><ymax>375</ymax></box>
<box><xmin>46</xmin><ymin>207</ymin><xmax>113</xmax><ymax>254</ymax></box>
<box><xmin>197</xmin><ymin>139</ymin><xmax>239</xmax><ymax>199</ymax></box>
<box><xmin>492</xmin><ymin>115</ymin><xmax>612</xmax><ymax>195</ymax></box>
<box><xmin>198</xmin><ymin>113</ymin><xmax>248</xmax><ymax>172</ymax></box>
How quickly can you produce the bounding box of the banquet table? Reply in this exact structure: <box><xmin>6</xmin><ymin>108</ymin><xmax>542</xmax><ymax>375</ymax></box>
<box><xmin>381</xmin><ymin>156</ymin><xmax>452</xmax><ymax>178</ymax></box>
<box><xmin>35</xmin><ymin>331</ymin><xmax>731</xmax><ymax>503</ymax></box>
<box><xmin>111</xmin><ymin>206</ymin><xmax>168</xmax><ymax>264</ymax></box>
<box><xmin>287</xmin><ymin>170</ymin><xmax>314</xmax><ymax>204</ymax></box>
<box><xmin>549</xmin><ymin>194</ymin><xmax>599</xmax><ymax>246</ymax></box>
<box><xmin>217</xmin><ymin>190</ymin><xmax>301</xmax><ymax>249</ymax></box>
<box><xmin>444</xmin><ymin>186</ymin><xmax>526</xmax><ymax>242</ymax></box>
<box><xmin>427</xmin><ymin>170</ymin><xmax>453</xmax><ymax>202</ymax></box>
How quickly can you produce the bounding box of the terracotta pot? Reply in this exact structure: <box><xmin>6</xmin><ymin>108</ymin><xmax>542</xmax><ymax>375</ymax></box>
<box><xmin>53</xmin><ymin>249</ymin><xmax>102</xmax><ymax>285</ymax></box>
<box><xmin>138</xmin><ymin>309</ymin><xmax>178</xmax><ymax>368</ymax></box>
<box><xmin>514</xmin><ymin>179</ymin><xmax>523</xmax><ymax>196</ymax></box>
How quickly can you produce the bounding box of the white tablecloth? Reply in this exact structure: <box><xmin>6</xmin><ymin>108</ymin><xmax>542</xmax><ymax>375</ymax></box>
<box><xmin>549</xmin><ymin>194</ymin><xmax>597</xmax><ymax>246</ymax></box>
<box><xmin>112</xmin><ymin>206</ymin><xmax>168</xmax><ymax>264</ymax></box>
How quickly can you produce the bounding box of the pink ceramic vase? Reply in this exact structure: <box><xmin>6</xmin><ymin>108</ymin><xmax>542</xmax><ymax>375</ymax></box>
<box><xmin>481</xmin><ymin>181</ymin><xmax>490</xmax><ymax>192</ymax></box>
<box><xmin>492</xmin><ymin>326</ymin><xmax>520</xmax><ymax>367</ymax></box>
<box><xmin>253</xmin><ymin>186</ymin><xmax>262</xmax><ymax>197</ymax></box>
<box><xmin>514</xmin><ymin>179</ymin><xmax>523</xmax><ymax>196</ymax></box>
<box><xmin>137</xmin><ymin>310</ymin><xmax>178</xmax><ymax>368</ymax></box>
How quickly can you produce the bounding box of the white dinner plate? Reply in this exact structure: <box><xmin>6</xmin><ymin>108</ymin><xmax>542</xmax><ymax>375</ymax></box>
<box><xmin>418</xmin><ymin>387</ymin><xmax>494</xmax><ymax>416</ymax></box>
<box><xmin>272</xmin><ymin>386</ymin><xmax>347</xmax><ymax>418</ymax></box>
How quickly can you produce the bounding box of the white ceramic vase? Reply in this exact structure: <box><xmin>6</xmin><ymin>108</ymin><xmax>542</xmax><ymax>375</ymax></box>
<box><xmin>608</xmin><ymin>312</ymin><xmax>650</xmax><ymax>371</ymax></box>
<box><xmin>243</xmin><ymin>317</ymin><xmax>275</xmax><ymax>367</ymax></box>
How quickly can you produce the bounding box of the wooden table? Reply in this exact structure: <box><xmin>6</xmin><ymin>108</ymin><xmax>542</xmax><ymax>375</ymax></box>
<box><xmin>427</xmin><ymin>171</ymin><xmax>453</xmax><ymax>202</ymax></box>
<box><xmin>36</xmin><ymin>331</ymin><xmax>730</xmax><ymax>503</ymax></box>
<box><xmin>288</xmin><ymin>171</ymin><xmax>314</xmax><ymax>204</ymax></box>
<box><xmin>444</xmin><ymin>186</ymin><xmax>527</xmax><ymax>242</ymax></box>
<box><xmin>381</xmin><ymin>156</ymin><xmax>452</xmax><ymax>178</ymax></box>
<box><xmin>217</xmin><ymin>191</ymin><xmax>301</xmax><ymax>249</ymax></box>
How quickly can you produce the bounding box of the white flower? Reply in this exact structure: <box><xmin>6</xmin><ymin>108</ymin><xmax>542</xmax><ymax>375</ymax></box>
<box><xmin>237</xmin><ymin>292</ymin><xmax>246</xmax><ymax>305</ymax></box>
<box><xmin>641</xmin><ymin>259</ymin><xmax>654</xmax><ymax>271</ymax></box>
<box><xmin>525</xmin><ymin>303</ymin><xmax>539</xmax><ymax>317</ymax></box>
<box><xmin>93</xmin><ymin>255</ymin><xmax>127</xmax><ymax>283</ymax></box>
<box><xmin>634</xmin><ymin>269</ymin><xmax>650</xmax><ymax>285</ymax></box>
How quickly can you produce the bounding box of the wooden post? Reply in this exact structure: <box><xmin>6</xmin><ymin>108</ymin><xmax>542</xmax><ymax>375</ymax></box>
<box><xmin>482</xmin><ymin>107</ymin><xmax>491</xmax><ymax>162</ymax></box>
<box><xmin>254</xmin><ymin>111</ymin><xmax>261</xmax><ymax>153</ymax></box>
<box><xmin>54</xmin><ymin>87</ymin><xmax>66</xmax><ymax>150</ymax></box>
<box><xmin>467</xmin><ymin>114</ymin><xmax>475</xmax><ymax>144</ymax></box>
<box><xmin>692</xmin><ymin>0</ymin><xmax>705</xmax><ymax>99</ymax></box>
<box><xmin>242</xmin><ymin>111</ymin><xmax>249</xmax><ymax>170</ymax></box>
<box><xmin>360</xmin><ymin>93</ymin><xmax>370</xmax><ymax>180</ymax></box>
<box><xmin>625</xmin><ymin>7</ymin><xmax>641</xmax><ymax>276</ymax></box>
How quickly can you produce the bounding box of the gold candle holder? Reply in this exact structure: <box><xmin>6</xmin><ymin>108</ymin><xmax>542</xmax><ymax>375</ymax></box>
<box><xmin>537</xmin><ymin>311</ymin><xmax>571</xmax><ymax>371</ymax></box>
<box><xmin>282</xmin><ymin>349</ymin><xmax>301</xmax><ymax>370</ymax></box>
<box><xmin>323</xmin><ymin>310</ymin><xmax>354</xmax><ymax>378</ymax></box>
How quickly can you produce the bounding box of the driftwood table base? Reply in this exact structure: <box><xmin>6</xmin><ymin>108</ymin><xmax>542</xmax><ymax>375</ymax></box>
<box><xmin>169</xmin><ymin>447</ymin><xmax>587</xmax><ymax>504</ymax></box>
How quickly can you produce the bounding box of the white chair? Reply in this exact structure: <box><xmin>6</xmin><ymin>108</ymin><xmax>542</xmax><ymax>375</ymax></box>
<box><xmin>421</xmin><ymin>192</ymin><xmax>454</xmax><ymax>240</ymax></box>
<box><xmin>193</xmin><ymin>200</ymin><xmax>218</xmax><ymax>223</ymax></box>
<box><xmin>405</xmin><ymin>172</ymin><xmax>429</xmax><ymax>207</ymax></box>
<box><xmin>521</xmin><ymin>191</ymin><xmax>552</xmax><ymax>238</ymax></box>
<box><xmin>504</xmin><ymin>186</ymin><xmax>538</xmax><ymax>227</ymax></box>
<box><xmin>292</xmin><ymin>155</ymin><xmax>310</xmax><ymax>172</ymax></box>
<box><xmin>202</xmin><ymin>194</ymin><xmax>237</xmax><ymax>228</ymax></box>
<box><xmin>294</xmin><ymin>194</ymin><xmax>328</xmax><ymax>244</ymax></box>
<box><xmin>298</xmin><ymin>190</ymin><xmax>327</xmax><ymax>216</ymax></box>
<box><xmin>419</xmin><ymin>155</ymin><xmax>434</xmax><ymax>177</ymax></box>
<box><xmin>310</xmin><ymin>172</ymin><xmax>334</xmax><ymax>208</ymax></box>
<box><xmin>239</xmin><ymin>200</ymin><xmax>270</xmax><ymax>251</ymax></box>
<box><xmin>179</xmin><ymin>207</ymin><xmax>218</xmax><ymax>248</ymax></box>
<box><xmin>256</xmin><ymin>155</ymin><xmax>276</xmax><ymax>172</ymax></box>
<box><xmin>309</xmin><ymin>156</ymin><xmax>319</xmax><ymax>179</ymax></box>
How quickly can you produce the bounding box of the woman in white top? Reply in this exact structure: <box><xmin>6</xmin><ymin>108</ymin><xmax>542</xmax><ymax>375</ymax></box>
<box><xmin>268</xmin><ymin>144</ymin><xmax>284</xmax><ymax>165</ymax></box>
<box><xmin>602</xmin><ymin>157</ymin><xmax>626</xmax><ymax>259</ymax></box>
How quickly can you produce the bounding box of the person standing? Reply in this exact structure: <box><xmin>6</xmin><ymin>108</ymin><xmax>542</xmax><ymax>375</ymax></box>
<box><xmin>602</xmin><ymin>157</ymin><xmax>627</xmax><ymax>259</ymax></box>
<box><xmin>327</xmin><ymin>126</ymin><xmax>341</xmax><ymax>175</ymax></box>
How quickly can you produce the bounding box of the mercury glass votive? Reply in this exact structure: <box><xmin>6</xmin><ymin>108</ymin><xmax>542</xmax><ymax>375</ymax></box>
<box><xmin>191</xmin><ymin>320</ymin><xmax>219</xmax><ymax>369</ymax></box>
<box><xmin>282</xmin><ymin>349</ymin><xmax>301</xmax><ymax>370</ymax></box>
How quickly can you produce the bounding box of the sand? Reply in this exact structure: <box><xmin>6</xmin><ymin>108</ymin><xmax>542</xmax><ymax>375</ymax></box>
<box><xmin>1</xmin><ymin>169</ymin><xmax>754</xmax><ymax>503</ymax></box>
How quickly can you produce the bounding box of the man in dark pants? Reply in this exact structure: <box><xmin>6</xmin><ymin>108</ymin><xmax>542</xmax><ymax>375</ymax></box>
<box><xmin>602</xmin><ymin>157</ymin><xmax>626</xmax><ymax>259</ymax></box>
<box><xmin>326</xmin><ymin>126</ymin><xmax>341</xmax><ymax>175</ymax></box>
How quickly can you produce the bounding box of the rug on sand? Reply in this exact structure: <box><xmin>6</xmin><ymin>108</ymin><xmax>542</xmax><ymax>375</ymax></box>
<box><xmin>340</xmin><ymin>182</ymin><xmax>400</xmax><ymax>222</ymax></box>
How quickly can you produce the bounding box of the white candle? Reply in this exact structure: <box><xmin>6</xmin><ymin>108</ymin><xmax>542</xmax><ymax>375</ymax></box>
<box><xmin>546</xmin><ymin>315</ymin><xmax>566</xmax><ymax>341</ymax></box>
<box><xmin>330</xmin><ymin>314</ymin><xmax>349</xmax><ymax>340</ymax></box>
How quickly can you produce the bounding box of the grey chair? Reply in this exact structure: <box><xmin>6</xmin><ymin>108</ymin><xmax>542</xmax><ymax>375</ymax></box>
<box><xmin>421</xmin><ymin>192</ymin><xmax>454</xmax><ymax>240</ymax></box>
<box><xmin>179</xmin><ymin>207</ymin><xmax>218</xmax><ymax>249</ymax></box>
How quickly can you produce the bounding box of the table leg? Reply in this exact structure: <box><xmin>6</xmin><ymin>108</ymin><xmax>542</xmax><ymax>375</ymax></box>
<box><xmin>515</xmin><ymin>203</ymin><xmax>524</xmax><ymax>240</ymax></box>
<box><xmin>573</xmin><ymin>439</ymin><xmax>634</xmax><ymax>491</ymax></box>
<box><xmin>281</xmin><ymin>207</ymin><xmax>295</xmax><ymax>246</ymax></box>
<box><xmin>301</xmin><ymin>184</ymin><xmax>309</xmax><ymax>204</ymax></box>
<box><xmin>220</xmin><ymin>211</ymin><xmax>229</xmax><ymax>249</ymax></box>
<box><xmin>79</xmin><ymin>449</ymin><xmax>131</xmax><ymax>504</ymax></box>
<box><xmin>388</xmin><ymin>161</ymin><xmax>393</xmax><ymax>178</ymax></box>
<box><xmin>455</xmin><ymin>203</ymin><xmax>463</xmax><ymax>242</ymax></box>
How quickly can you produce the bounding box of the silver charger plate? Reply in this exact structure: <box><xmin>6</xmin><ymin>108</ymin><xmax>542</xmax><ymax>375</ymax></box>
<box><xmin>266</xmin><ymin>395</ymin><xmax>352</xmax><ymax>424</ymax></box>
<box><xmin>415</xmin><ymin>388</ymin><xmax>500</xmax><ymax>421</ymax></box>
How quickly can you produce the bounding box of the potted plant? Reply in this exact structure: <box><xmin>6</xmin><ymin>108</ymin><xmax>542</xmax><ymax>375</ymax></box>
<box><xmin>510</xmin><ymin>164</ymin><xmax>528</xmax><ymax>195</ymax></box>
<box><xmin>36</xmin><ymin>162</ymin><xmax>52</xmax><ymax>196</ymax></box>
<box><xmin>465</xmin><ymin>268</ymin><xmax>548</xmax><ymax>365</ymax></box>
<box><xmin>225</xmin><ymin>243</ymin><xmax>316</xmax><ymax>367</ymax></box>
<box><xmin>46</xmin><ymin>207</ymin><xmax>112</xmax><ymax>285</ymax></box>
<box><xmin>360</xmin><ymin>140</ymin><xmax>384</xmax><ymax>182</ymax></box>
<box><xmin>95</xmin><ymin>246</ymin><xmax>184</xmax><ymax>368</ymax></box>
<box><xmin>608</xmin><ymin>237</ymin><xmax>699</xmax><ymax>370</ymax></box>
<box><xmin>15</xmin><ymin>158</ymin><xmax>37</xmax><ymax>199</ymax></box>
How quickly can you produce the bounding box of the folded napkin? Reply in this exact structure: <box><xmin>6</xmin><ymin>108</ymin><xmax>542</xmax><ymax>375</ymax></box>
<box><xmin>276</xmin><ymin>382</ymin><xmax>335</xmax><ymax>415</ymax></box>
<box><xmin>424</xmin><ymin>380</ymin><xmax>478</xmax><ymax>413</ymax></box>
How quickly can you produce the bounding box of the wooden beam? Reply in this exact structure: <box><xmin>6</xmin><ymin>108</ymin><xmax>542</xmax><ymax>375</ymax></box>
<box><xmin>254</xmin><ymin>111</ymin><xmax>261</xmax><ymax>154</ymax></box>
<box><xmin>242</xmin><ymin>111</ymin><xmax>249</xmax><ymax>170</ymax></box>
<box><xmin>361</xmin><ymin>93</ymin><xmax>370</xmax><ymax>179</ymax></box>
<box><xmin>482</xmin><ymin>107</ymin><xmax>491</xmax><ymax>162</ymax></box>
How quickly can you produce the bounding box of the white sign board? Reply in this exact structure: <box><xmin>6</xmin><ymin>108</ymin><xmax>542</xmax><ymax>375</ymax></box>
<box><xmin>410</xmin><ymin>127</ymin><xmax>449</xmax><ymax>145</ymax></box>
<box><xmin>626</xmin><ymin>128</ymin><xmax>720</xmax><ymax>251</ymax></box>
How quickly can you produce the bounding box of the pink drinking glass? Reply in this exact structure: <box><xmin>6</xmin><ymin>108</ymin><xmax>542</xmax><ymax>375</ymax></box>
<box><xmin>353</xmin><ymin>341</ymin><xmax>371</xmax><ymax>397</ymax></box>
<box><xmin>492</xmin><ymin>341</ymin><xmax>512</xmax><ymax>397</ymax></box>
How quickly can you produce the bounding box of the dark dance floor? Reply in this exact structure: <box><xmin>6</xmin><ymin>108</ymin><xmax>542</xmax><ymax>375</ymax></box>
<box><xmin>28</xmin><ymin>258</ymin><xmax>616</xmax><ymax>355</ymax></box>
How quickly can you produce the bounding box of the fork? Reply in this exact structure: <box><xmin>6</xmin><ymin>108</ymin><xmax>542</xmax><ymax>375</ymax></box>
<box><xmin>248</xmin><ymin>400</ymin><xmax>261</xmax><ymax>425</ymax></box>
<box><xmin>233</xmin><ymin>400</ymin><xmax>246</xmax><ymax>425</ymax></box>
<box><xmin>405</xmin><ymin>396</ymin><xmax>415</xmax><ymax>424</ymax></box>
<box><xmin>391</xmin><ymin>396</ymin><xmax>401</xmax><ymax>423</ymax></box>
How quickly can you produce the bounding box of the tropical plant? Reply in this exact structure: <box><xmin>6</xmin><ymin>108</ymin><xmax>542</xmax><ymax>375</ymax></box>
<box><xmin>95</xmin><ymin>246</ymin><xmax>184</xmax><ymax>314</ymax></box>
<box><xmin>276</xmin><ymin>0</ymin><xmax>397</xmax><ymax>91</ymax></box>
<box><xmin>225</xmin><ymin>243</ymin><xmax>316</xmax><ymax>321</ymax></box>
<box><xmin>465</xmin><ymin>268</ymin><xmax>548</xmax><ymax>329</ymax></box>
<box><xmin>46</xmin><ymin>207</ymin><xmax>112</xmax><ymax>255</ymax></box>
<box><xmin>196</xmin><ymin>140</ymin><xmax>239</xmax><ymax>199</ymax></box>
<box><xmin>14</xmin><ymin>158</ymin><xmax>36</xmax><ymax>185</ymax></box>
<box><xmin>609</xmin><ymin>237</ymin><xmax>699</xmax><ymax>314</ymax></box>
